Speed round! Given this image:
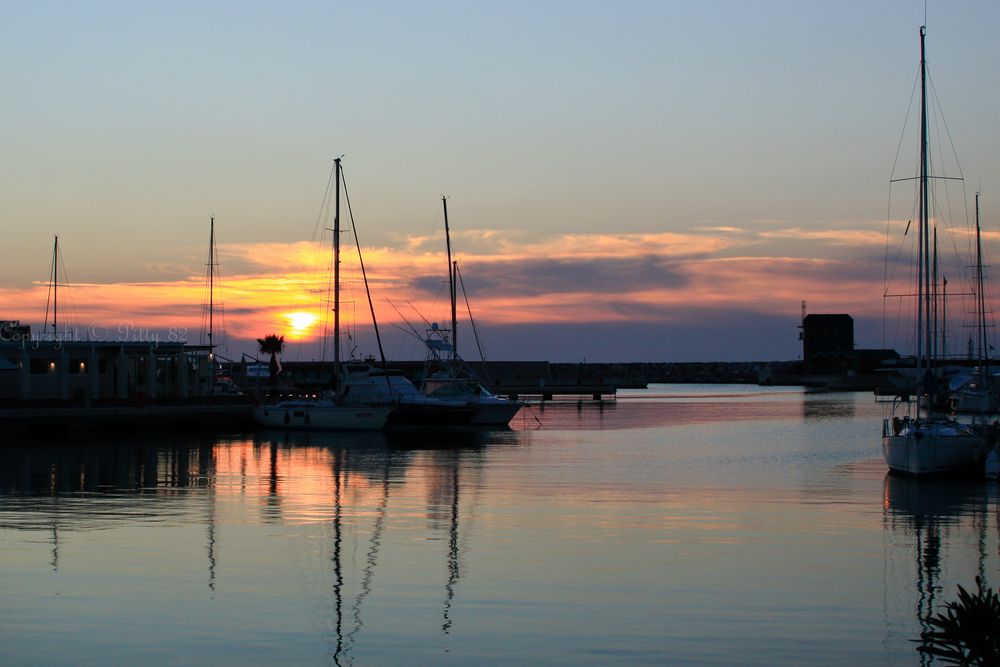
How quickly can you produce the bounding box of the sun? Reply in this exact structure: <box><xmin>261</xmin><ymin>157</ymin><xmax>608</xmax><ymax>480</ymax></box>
<box><xmin>284</xmin><ymin>311</ymin><xmax>320</xmax><ymax>339</ymax></box>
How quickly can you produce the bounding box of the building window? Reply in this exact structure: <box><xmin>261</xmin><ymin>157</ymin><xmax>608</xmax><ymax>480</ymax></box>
<box><xmin>30</xmin><ymin>359</ymin><xmax>56</xmax><ymax>374</ymax></box>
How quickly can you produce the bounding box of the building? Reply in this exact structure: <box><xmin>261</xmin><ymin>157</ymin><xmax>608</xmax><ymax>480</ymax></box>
<box><xmin>799</xmin><ymin>313</ymin><xmax>898</xmax><ymax>384</ymax></box>
<box><xmin>0</xmin><ymin>324</ymin><xmax>215</xmax><ymax>402</ymax></box>
<box><xmin>801</xmin><ymin>314</ymin><xmax>854</xmax><ymax>372</ymax></box>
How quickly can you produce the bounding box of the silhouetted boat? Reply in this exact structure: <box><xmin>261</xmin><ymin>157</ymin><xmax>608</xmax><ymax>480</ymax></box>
<box><xmin>419</xmin><ymin>324</ymin><xmax>522</xmax><ymax>426</ymax></box>
<box><xmin>412</xmin><ymin>197</ymin><xmax>524</xmax><ymax>427</ymax></box>
<box><xmin>251</xmin><ymin>158</ymin><xmax>391</xmax><ymax>430</ymax></box>
<box><xmin>949</xmin><ymin>194</ymin><xmax>1000</xmax><ymax>414</ymax></box>
<box><xmin>340</xmin><ymin>362</ymin><xmax>478</xmax><ymax>428</ymax></box>
<box><xmin>881</xmin><ymin>27</ymin><xmax>988</xmax><ymax>475</ymax></box>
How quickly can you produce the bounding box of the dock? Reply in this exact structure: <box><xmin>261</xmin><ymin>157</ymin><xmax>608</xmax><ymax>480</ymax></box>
<box><xmin>239</xmin><ymin>360</ymin><xmax>645</xmax><ymax>401</ymax></box>
<box><xmin>0</xmin><ymin>399</ymin><xmax>253</xmax><ymax>431</ymax></box>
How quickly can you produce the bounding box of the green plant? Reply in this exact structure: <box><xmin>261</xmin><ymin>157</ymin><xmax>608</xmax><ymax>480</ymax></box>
<box><xmin>917</xmin><ymin>577</ymin><xmax>1000</xmax><ymax>665</ymax></box>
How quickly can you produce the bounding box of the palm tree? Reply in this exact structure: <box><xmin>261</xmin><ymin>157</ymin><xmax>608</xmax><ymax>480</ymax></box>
<box><xmin>256</xmin><ymin>334</ymin><xmax>285</xmax><ymax>384</ymax></box>
<box><xmin>917</xmin><ymin>576</ymin><xmax>1000</xmax><ymax>665</ymax></box>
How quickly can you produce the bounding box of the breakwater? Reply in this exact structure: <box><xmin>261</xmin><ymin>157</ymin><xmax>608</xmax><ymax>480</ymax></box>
<box><xmin>548</xmin><ymin>361</ymin><xmax>803</xmax><ymax>386</ymax></box>
<box><xmin>249</xmin><ymin>360</ymin><xmax>813</xmax><ymax>400</ymax></box>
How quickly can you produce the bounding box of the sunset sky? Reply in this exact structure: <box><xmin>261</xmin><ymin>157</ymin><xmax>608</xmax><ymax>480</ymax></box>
<box><xmin>3</xmin><ymin>2</ymin><xmax>1000</xmax><ymax>362</ymax></box>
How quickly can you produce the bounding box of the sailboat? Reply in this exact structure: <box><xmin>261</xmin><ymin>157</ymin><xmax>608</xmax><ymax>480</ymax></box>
<box><xmin>413</xmin><ymin>197</ymin><xmax>524</xmax><ymax>427</ymax></box>
<box><xmin>199</xmin><ymin>217</ymin><xmax>242</xmax><ymax>397</ymax></box>
<box><xmin>881</xmin><ymin>27</ymin><xmax>989</xmax><ymax>476</ymax></box>
<box><xmin>949</xmin><ymin>193</ymin><xmax>1000</xmax><ymax>413</ymax></box>
<box><xmin>252</xmin><ymin>158</ymin><xmax>392</xmax><ymax>430</ymax></box>
<box><xmin>43</xmin><ymin>235</ymin><xmax>67</xmax><ymax>340</ymax></box>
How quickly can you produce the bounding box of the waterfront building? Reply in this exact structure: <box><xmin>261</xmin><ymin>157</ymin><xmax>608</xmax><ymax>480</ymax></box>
<box><xmin>0</xmin><ymin>322</ymin><xmax>214</xmax><ymax>402</ymax></box>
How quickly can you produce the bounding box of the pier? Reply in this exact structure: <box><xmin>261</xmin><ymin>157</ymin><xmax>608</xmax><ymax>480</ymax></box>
<box><xmin>237</xmin><ymin>360</ymin><xmax>645</xmax><ymax>401</ymax></box>
<box><xmin>0</xmin><ymin>398</ymin><xmax>253</xmax><ymax>431</ymax></box>
<box><xmin>0</xmin><ymin>357</ymin><xmax>904</xmax><ymax>432</ymax></box>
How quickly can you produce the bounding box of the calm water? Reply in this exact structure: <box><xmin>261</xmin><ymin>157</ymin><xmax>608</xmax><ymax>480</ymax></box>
<box><xmin>2</xmin><ymin>385</ymin><xmax>997</xmax><ymax>666</ymax></box>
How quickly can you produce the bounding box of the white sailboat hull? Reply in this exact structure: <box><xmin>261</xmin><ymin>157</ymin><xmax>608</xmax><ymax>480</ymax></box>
<box><xmin>252</xmin><ymin>401</ymin><xmax>391</xmax><ymax>431</ymax></box>
<box><xmin>882</xmin><ymin>428</ymin><xmax>986</xmax><ymax>476</ymax></box>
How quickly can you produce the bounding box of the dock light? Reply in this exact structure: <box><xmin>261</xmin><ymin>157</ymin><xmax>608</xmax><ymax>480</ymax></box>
<box><xmin>79</xmin><ymin>362</ymin><xmax>86</xmax><ymax>371</ymax></box>
<box><xmin>49</xmin><ymin>361</ymin><xmax>56</xmax><ymax>372</ymax></box>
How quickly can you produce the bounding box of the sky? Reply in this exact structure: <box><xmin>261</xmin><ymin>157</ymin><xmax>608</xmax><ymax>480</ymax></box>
<box><xmin>3</xmin><ymin>1</ymin><xmax>1000</xmax><ymax>362</ymax></box>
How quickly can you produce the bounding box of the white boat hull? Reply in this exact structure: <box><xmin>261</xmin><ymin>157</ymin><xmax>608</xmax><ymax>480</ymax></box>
<box><xmin>468</xmin><ymin>401</ymin><xmax>524</xmax><ymax>426</ymax></box>
<box><xmin>252</xmin><ymin>402</ymin><xmax>390</xmax><ymax>431</ymax></box>
<box><xmin>882</xmin><ymin>429</ymin><xmax>986</xmax><ymax>476</ymax></box>
<box><xmin>950</xmin><ymin>388</ymin><xmax>1000</xmax><ymax>414</ymax></box>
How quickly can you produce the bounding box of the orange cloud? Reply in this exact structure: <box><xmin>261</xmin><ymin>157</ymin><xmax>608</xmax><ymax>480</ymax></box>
<box><xmin>0</xmin><ymin>223</ymin><xmax>975</xmax><ymax>359</ymax></box>
<box><xmin>757</xmin><ymin>227</ymin><xmax>885</xmax><ymax>246</ymax></box>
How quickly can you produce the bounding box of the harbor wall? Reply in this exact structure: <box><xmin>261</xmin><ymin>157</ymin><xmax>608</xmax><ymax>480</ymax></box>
<box><xmin>241</xmin><ymin>359</ymin><xmax>814</xmax><ymax>395</ymax></box>
<box><xmin>547</xmin><ymin>361</ymin><xmax>803</xmax><ymax>385</ymax></box>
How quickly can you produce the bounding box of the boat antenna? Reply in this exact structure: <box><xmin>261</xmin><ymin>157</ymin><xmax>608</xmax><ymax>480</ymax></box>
<box><xmin>406</xmin><ymin>300</ymin><xmax>434</xmax><ymax>330</ymax></box>
<box><xmin>385</xmin><ymin>298</ymin><xmax>424</xmax><ymax>341</ymax></box>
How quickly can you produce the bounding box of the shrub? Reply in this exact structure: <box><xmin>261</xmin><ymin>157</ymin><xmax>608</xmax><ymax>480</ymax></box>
<box><xmin>916</xmin><ymin>576</ymin><xmax>1000</xmax><ymax>665</ymax></box>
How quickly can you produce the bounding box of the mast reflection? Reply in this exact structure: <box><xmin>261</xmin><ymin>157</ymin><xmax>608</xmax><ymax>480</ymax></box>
<box><xmin>332</xmin><ymin>450</ymin><xmax>345</xmax><ymax>666</ymax></box>
<box><xmin>882</xmin><ymin>474</ymin><xmax>999</xmax><ymax>664</ymax></box>
<box><xmin>0</xmin><ymin>427</ymin><xmax>508</xmax><ymax>662</ymax></box>
<box><xmin>344</xmin><ymin>452</ymin><xmax>391</xmax><ymax>654</ymax></box>
<box><xmin>442</xmin><ymin>452</ymin><xmax>460</xmax><ymax>634</ymax></box>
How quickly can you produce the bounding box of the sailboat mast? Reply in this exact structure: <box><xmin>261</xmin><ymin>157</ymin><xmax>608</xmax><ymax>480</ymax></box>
<box><xmin>942</xmin><ymin>275</ymin><xmax>947</xmax><ymax>358</ymax></box>
<box><xmin>933</xmin><ymin>226</ymin><xmax>938</xmax><ymax>358</ymax></box>
<box><xmin>919</xmin><ymin>26</ymin><xmax>931</xmax><ymax>372</ymax></box>
<box><xmin>52</xmin><ymin>235</ymin><xmax>59</xmax><ymax>336</ymax></box>
<box><xmin>207</xmin><ymin>217</ymin><xmax>216</xmax><ymax>394</ymax></box>
<box><xmin>54</xmin><ymin>236</ymin><xmax>59</xmax><ymax>336</ymax></box>
<box><xmin>43</xmin><ymin>234</ymin><xmax>62</xmax><ymax>339</ymax></box>
<box><xmin>443</xmin><ymin>196</ymin><xmax>457</xmax><ymax>360</ymax></box>
<box><xmin>334</xmin><ymin>158</ymin><xmax>342</xmax><ymax>390</ymax></box>
<box><xmin>452</xmin><ymin>260</ymin><xmax>458</xmax><ymax>356</ymax></box>
<box><xmin>975</xmin><ymin>192</ymin><xmax>989</xmax><ymax>371</ymax></box>
<box><xmin>208</xmin><ymin>217</ymin><xmax>215</xmax><ymax>351</ymax></box>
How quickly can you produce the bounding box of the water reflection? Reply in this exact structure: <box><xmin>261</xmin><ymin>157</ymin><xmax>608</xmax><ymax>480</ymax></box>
<box><xmin>801</xmin><ymin>396</ymin><xmax>857</xmax><ymax>420</ymax></box>
<box><xmin>4</xmin><ymin>390</ymin><xmax>991</xmax><ymax>665</ymax></box>
<box><xmin>343</xmin><ymin>450</ymin><xmax>390</xmax><ymax>657</ymax></box>
<box><xmin>442</xmin><ymin>452</ymin><xmax>461</xmax><ymax>634</ymax></box>
<box><xmin>882</xmin><ymin>474</ymin><xmax>1000</xmax><ymax>664</ymax></box>
<box><xmin>519</xmin><ymin>397</ymin><xmax>810</xmax><ymax>431</ymax></box>
<box><xmin>0</xmin><ymin>430</ymin><xmax>504</xmax><ymax>665</ymax></box>
<box><xmin>332</xmin><ymin>450</ymin><xmax>345</xmax><ymax>665</ymax></box>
